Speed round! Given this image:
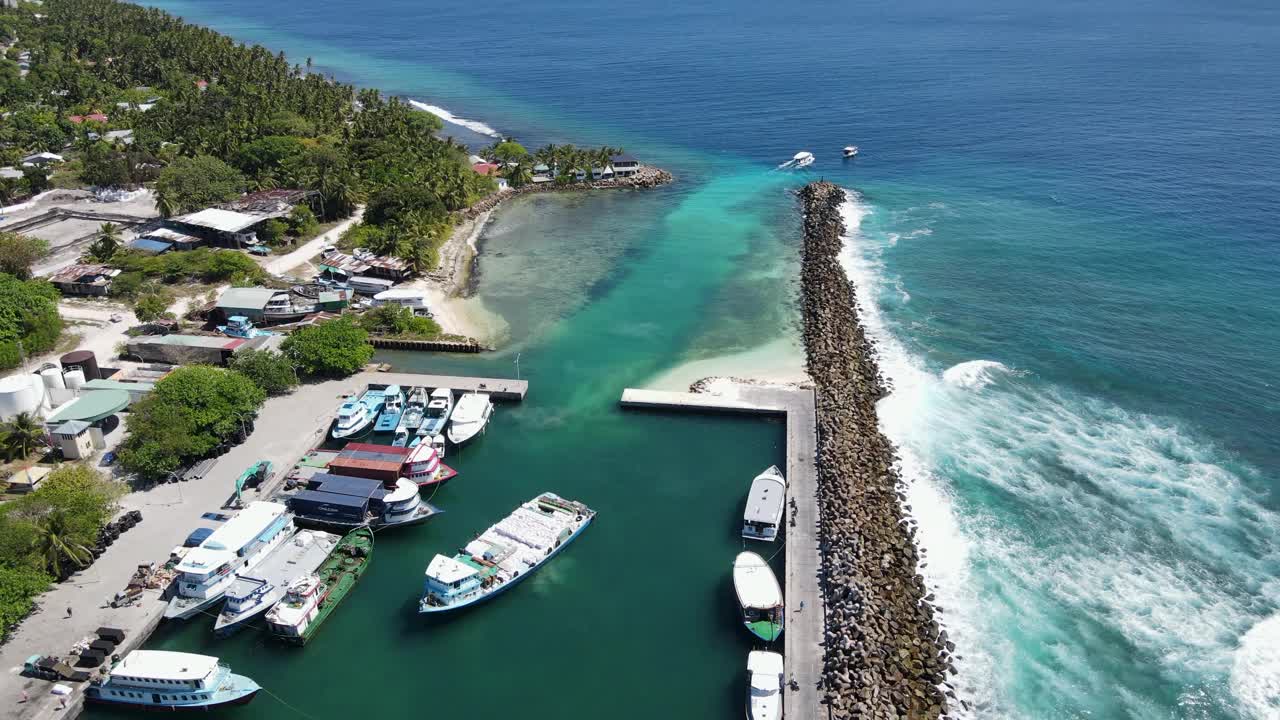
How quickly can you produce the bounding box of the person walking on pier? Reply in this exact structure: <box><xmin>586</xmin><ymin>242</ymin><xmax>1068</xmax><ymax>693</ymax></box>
<box><xmin>65</xmin><ymin>606</ymin><xmax>72</xmax><ymax>619</ymax></box>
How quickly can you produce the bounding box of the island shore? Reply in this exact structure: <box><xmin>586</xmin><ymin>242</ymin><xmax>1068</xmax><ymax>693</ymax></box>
<box><xmin>799</xmin><ymin>181</ymin><xmax>957</xmax><ymax>719</ymax></box>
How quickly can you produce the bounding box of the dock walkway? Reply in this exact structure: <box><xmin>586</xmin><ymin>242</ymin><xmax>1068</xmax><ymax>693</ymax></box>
<box><xmin>359</xmin><ymin>371</ymin><xmax>527</xmax><ymax>401</ymax></box>
<box><xmin>619</xmin><ymin>384</ymin><xmax>822</xmax><ymax>720</ymax></box>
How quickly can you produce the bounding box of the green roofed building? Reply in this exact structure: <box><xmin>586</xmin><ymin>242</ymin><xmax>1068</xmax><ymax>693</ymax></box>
<box><xmin>44</xmin><ymin>389</ymin><xmax>131</xmax><ymax>425</ymax></box>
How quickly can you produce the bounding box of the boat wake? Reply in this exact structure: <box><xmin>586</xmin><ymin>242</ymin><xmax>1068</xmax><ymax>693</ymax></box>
<box><xmin>836</xmin><ymin>188</ymin><xmax>1280</xmax><ymax>718</ymax></box>
<box><xmin>407</xmin><ymin>100</ymin><xmax>502</xmax><ymax>137</ymax></box>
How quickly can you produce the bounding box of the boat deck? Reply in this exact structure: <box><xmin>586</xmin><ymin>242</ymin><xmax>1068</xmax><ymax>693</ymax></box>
<box><xmin>619</xmin><ymin>384</ymin><xmax>821</xmax><ymax>720</ymax></box>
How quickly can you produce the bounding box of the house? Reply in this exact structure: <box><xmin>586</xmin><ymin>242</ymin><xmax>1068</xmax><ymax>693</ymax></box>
<box><xmin>495</xmin><ymin>177</ymin><xmax>509</xmax><ymax>190</ymax></box>
<box><xmin>51</xmin><ymin>420</ymin><xmax>95</xmax><ymax>460</ymax></box>
<box><xmin>0</xmin><ymin>166</ymin><xmax>23</xmax><ymax>180</ymax></box>
<box><xmin>471</xmin><ymin>162</ymin><xmax>501</xmax><ymax>178</ymax></box>
<box><xmin>136</xmin><ymin>227</ymin><xmax>201</xmax><ymax>251</ymax></box>
<box><xmin>318</xmin><ymin>250</ymin><xmax>410</xmax><ymax>283</ymax></box>
<box><xmin>591</xmin><ymin>166</ymin><xmax>615</xmax><ymax>180</ymax></box>
<box><xmin>215</xmin><ymin>287</ymin><xmax>286</xmax><ymax>323</ymax></box>
<box><xmin>372</xmin><ymin>288</ymin><xmax>428</xmax><ymax>312</ymax></box>
<box><xmin>127</xmin><ymin>237</ymin><xmax>174</xmax><ymax>255</ymax></box>
<box><xmin>80</xmin><ymin>378</ymin><xmax>155</xmax><ymax>404</ymax></box>
<box><xmin>21</xmin><ymin>152</ymin><xmax>64</xmax><ymax>167</ymax></box>
<box><xmin>611</xmin><ymin>153</ymin><xmax>642</xmax><ymax>177</ymax></box>
<box><xmin>6</xmin><ymin>466</ymin><xmax>51</xmax><ymax>494</ymax></box>
<box><xmin>104</xmin><ymin>129</ymin><xmax>134</xmax><ymax>146</ymax></box>
<box><xmin>169</xmin><ymin>208</ymin><xmax>267</xmax><ymax>249</ymax></box>
<box><xmin>49</xmin><ymin>264</ymin><xmax>121</xmax><ymax>296</ymax></box>
<box><xmin>68</xmin><ymin>113</ymin><xmax>108</xmax><ymax>124</ymax></box>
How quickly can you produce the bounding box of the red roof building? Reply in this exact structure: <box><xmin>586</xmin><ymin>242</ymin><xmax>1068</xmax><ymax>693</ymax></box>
<box><xmin>471</xmin><ymin>162</ymin><xmax>500</xmax><ymax>176</ymax></box>
<box><xmin>68</xmin><ymin>113</ymin><xmax>108</xmax><ymax>124</ymax></box>
<box><xmin>327</xmin><ymin>442</ymin><xmax>411</xmax><ymax>484</ymax></box>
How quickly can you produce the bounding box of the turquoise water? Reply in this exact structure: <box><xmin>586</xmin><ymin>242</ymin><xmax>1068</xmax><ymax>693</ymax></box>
<box><xmin>128</xmin><ymin>0</ymin><xmax>1280</xmax><ymax>717</ymax></box>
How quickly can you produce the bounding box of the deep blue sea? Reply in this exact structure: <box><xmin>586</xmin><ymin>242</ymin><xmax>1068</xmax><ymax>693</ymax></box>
<box><xmin>138</xmin><ymin>0</ymin><xmax>1280</xmax><ymax>716</ymax></box>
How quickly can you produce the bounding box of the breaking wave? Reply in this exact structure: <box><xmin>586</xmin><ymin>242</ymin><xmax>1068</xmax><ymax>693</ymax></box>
<box><xmin>408</xmin><ymin>100</ymin><xmax>502</xmax><ymax>137</ymax></box>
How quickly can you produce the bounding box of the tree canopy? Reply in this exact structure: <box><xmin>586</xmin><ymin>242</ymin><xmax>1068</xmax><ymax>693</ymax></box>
<box><xmin>0</xmin><ymin>232</ymin><xmax>50</xmax><ymax>280</ymax></box>
<box><xmin>154</xmin><ymin>155</ymin><xmax>245</xmax><ymax>217</ymax></box>
<box><xmin>0</xmin><ymin>274</ymin><xmax>63</xmax><ymax>370</ymax></box>
<box><xmin>280</xmin><ymin>317</ymin><xmax>373</xmax><ymax>378</ymax></box>
<box><xmin>228</xmin><ymin>348</ymin><xmax>298</xmax><ymax>396</ymax></box>
<box><xmin>118</xmin><ymin>365</ymin><xmax>265</xmax><ymax>480</ymax></box>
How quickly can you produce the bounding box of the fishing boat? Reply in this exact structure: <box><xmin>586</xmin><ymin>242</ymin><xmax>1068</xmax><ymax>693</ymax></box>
<box><xmin>216</xmin><ymin>315</ymin><xmax>273</xmax><ymax>339</ymax></box>
<box><xmin>287</xmin><ymin>474</ymin><xmax>441</xmax><ymax>531</ymax></box>
<box><xmin>392</xmin><ymin>428</ymin><xmax>410</xmax><ymax>447</ymax></box>
<box><xmin>396</xmin><ymin>387</ymin><xmax>427</xmax><ymax>440</ymax></box>
<box><xmin>374</xmin><ymin>385</ymin><xmax>405</xmax><ymax>433</ymax></box>
<box><xmin>84</xmin><ymin>651</ymin><xmax>260</xmax><ymax>710</ymax></box>
<box><xmin>791</xmin><ymin>151</ymin><xmax>814</xmax><ymax>168</ymax></box>
<box><xmin>213</xmin><ymin>529</ymin><xmax>339</xmax><ymax>637</ymax></box>
<box><xmin>742</xmin><ymin>466</ymin><xmax>787</xmax><ymax>542</ymax></box>
<box><xmin>330</xmin><ymin>389</ymin><xmax>385</xmax><ymax>440</ymax></box>
<box><xmin>419</xmin><ymin>492</ymin><xmax>595</xmax><ymax>614</ymax></box>
<box><xmin>746</xmin><ymin>651</ymin><xmax>784</xmax><ymax>720</ymax></box>
<box><xmin>733</xmin><ymin>551</ymin><xmax>784</xmax><ymax>642</ymax></box>
<box><xmin>842</xmin><ymin>145</ymin><xmax>859</xmax><ymax>158</ymax></box>
<box><xmin>418</xmin><ymin>387</ymin><xmax>454</xmax><ymax>438</ymax></box>
<box><xmin>265</xmin><ymin>527</ymin><xmax>373</xmax><ymax>645</ymax></box>
<box><xmin>446</xmin><ymin>392</ymin><xmax>492</xmax><ymax>446</ymax></box>
<box><xmin>403</xmin><ymin>441</ymin><xmax>458</xmax><ymax>488</ymax></box>
<box><xmin>164</xmin><ymin>502</ymin><xmax>294</xmax><ymax>621</ymax></box>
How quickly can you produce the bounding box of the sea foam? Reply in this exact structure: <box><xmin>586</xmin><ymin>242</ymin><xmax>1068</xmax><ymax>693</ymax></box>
<box><xmin>408</xmin><ymin>100</ymin><xmax>502</xmax><ymax>137</ymax></box>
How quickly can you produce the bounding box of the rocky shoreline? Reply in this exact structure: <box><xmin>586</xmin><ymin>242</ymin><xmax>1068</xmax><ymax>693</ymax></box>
<box><xmin>799</xmin><ymin>181</ymin><xmax>957</xmax><ymax>719</ymax></box>
<box><xmin>459</xmin><ymin>165</ymin><xmax>674</xmax><ymax>221</ymax></box>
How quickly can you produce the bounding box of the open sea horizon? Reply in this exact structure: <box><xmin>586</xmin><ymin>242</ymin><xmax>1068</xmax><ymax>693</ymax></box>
<box><xmin>126</xmin><ymin>0</ymin><xmax>1280</xmax><ymax>717</ymax></box>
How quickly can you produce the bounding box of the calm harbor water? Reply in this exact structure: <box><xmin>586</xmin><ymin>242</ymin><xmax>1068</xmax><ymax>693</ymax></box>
<box><xmin>126</xmin><ymin>0</ymin><xmax>1280</xmax><ymax>717</ymax></box>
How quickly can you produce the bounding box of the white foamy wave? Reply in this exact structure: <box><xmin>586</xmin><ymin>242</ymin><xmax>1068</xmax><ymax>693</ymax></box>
<box><xmin>407</xmin><ymin>100</ymin><xmax>502</xmax><ymax>137</ymax></box>
<box><xmin>942</xmin><ymin>360</ymin><xmax>1011</xmax><ymax>391</ymax></box>
<box><xmin>1233</xmin><ymin>615</ymin><xmax>1280</xmax><ymax>719</ymax></box>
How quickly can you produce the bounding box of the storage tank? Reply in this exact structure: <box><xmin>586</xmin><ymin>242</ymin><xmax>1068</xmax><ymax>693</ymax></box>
<box><xmin>0</xmin><ymin>373</ymin><xmax>44</xmax><ymax>420</ymax></box>
<box><xmin>63</xmin><ymin>368</ymin><xmax>86</xmax><ymax>391</ymax></box>
<box><xmin>60</xmin><ymin>350</ymin><xmax>100</xmax><ymax>381</ymax></box>
<box><xmin>40</xmin><ymin>364</ymin><xmax>66</xmax><ymax>391</ymax></box>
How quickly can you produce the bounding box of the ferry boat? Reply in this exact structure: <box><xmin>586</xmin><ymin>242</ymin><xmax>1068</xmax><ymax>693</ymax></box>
<box><xmin>746</xmin><ymin>651</ymin><xmax>784</xmax><ymax>720</ymax></box>
<box><xmin>843</xmin><ymin>145</ymin><xmax>859</xmax><ymax>158</ymax></box>
<box><xmin>164</xmin><ymin>502</ymin><xmax>293</xmax><ymax>621</ymax></box>
<box><xmin>419</xmin><ymin>387</ymin><xmax>454</xmax><ymax>438</ymax></box>
<box><xmin>374</xmin><ymin>385</ymin><xmax>405</xmax><ymax>433</ymax></box>
<box><xmin>85</xmin><ymin>650</ymin><xmax>260</xmax><ymax>710</ymax></box>
<box><xmin>213</xmin><ymin>529</ymin><xmax>339</xmax><ymax>637</ymax></box>
<box><xmin>265</xmin><ymin>527</ymin><xmax>373</xmax><ymax>645</ymax></box>
<box><xmin>330</xmin><ymin>389</ymin><xmax>385</xmax><ymax>440</ymax></box>
<box><xmin>419</xmin><ymin>492</ymin><xmax>595</xmax><ymax>614</ymax></box>
<box><xmin>287</xmin><ymin>474</ymin><xmax>441</xmax><ymax>531</ymax></box>
<box><xmin>446</xmin><ymin>392</ymin><xmax>492</xmax><ymax>446</ymax></box>
<box><xmin>402</xmin><ymin>441</ymin><xmax>458</xmax><ymax>488</ymax></box>
<box><xmin>734</xmin><ymin>551</ymin><xmax>784</xmax><ymax>642</ymax></box>
<box><xmin>742</xmin><ymin>466</ymin><xmax>787</xmax><ymax>542</ymax></box>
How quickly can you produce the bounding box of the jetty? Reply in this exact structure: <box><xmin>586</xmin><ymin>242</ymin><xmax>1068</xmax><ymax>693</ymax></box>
<box><xmin>359</xmin><ymin>371</ymin><xmax>527</xmax><ymax>402</ymax></box>
<box><xmin>619</xmin><ymin>384</ymin><xmax>822</xmax><ymax>720</ymax></box>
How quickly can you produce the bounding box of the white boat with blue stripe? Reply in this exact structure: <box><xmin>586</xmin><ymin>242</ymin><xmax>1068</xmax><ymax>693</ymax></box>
<box><xmin>84</xmin><ymin>650</ymin><xmax>260</xmax><ymax>711</ymax></box>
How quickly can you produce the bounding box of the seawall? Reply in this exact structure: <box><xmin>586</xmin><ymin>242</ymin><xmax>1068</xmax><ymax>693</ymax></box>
<box><xmin>798</xmin><ymin>181</ymin><xmax>956</xmax><ymax>719</ymax></box>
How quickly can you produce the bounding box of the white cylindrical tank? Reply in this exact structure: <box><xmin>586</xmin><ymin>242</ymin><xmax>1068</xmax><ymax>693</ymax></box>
<box><xmin>40</xmin><ymin>366</ymin><xmax>66</xmax><ymax>391</ymax></box>
<box><xmin>63</xmin><ymin>368</ymin><xmax>86</xmax><ymax>391</ymax></box>
<box><xmin>0</xmin><ymin>373</ymin><xmax>45</xmax><ymax>420</ymax></box>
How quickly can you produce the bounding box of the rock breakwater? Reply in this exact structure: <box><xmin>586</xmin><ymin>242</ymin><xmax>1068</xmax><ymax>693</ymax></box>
<box><xmin>799</xmin><ymin>181</ymin><xmax>956</xmax><ymax>719</ymax></box>
<box><xmin>460</xmin><ymin>166</ymin><xmax>673</xmax><ymax>220</ymax></box>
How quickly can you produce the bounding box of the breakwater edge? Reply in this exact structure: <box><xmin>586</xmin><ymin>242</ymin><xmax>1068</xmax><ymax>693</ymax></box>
<box><xmin>799</xmin><ymin>181</ymin><xmax>958</xmax><ymax>719</ymax></box>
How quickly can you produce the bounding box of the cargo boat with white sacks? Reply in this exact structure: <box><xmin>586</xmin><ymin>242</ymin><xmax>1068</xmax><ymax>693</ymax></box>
<box><xmin>213</xmin><ymin>529</ymin><xmax>340</xmax><ymax>637</ymax></box>
<box><xmin>418</xmin><ymin>493</ymin><xmax>595</xmax><ymax>614</ymax></box>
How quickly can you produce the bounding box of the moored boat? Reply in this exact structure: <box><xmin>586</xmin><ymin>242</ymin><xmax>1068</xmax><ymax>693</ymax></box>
<box><xmin>402</xmin><ymin>441</ymin><xmax>458</xmax><ymax>488</ymax></box>
<box><xmin>733</xmin><ymin>551</ymin><xmax>784</xmax><ymax>642</ymax></box>
<box><xmin>330</xmin><ymin>389</ymin><xmax>385</xmax><ymax>440</ymax></box>
<box><xmin>419</xmin><ymin>492</ymin><xmax>594</xmax><ymax>614</ymax></box>
<box><xmin>419</xmin><ymin>387</ymin><xmax>454</xmax><ymax>438</ymax></box>
<box><xmin>265</xmin><ymin>527</ymin><xmax>374</xmax><ymax>645</ymax></box>
<box><xmin>84</xmin><ymin>650</ymin><xmax>260</xmax><ymax>710</ymax></box>
<box><xmin>374</xmin><ymin>385</ymin><xmax>405</xmax><ymax>433</ymax></box>
<box><xmin>742</xmin><ymin>465</ymin><xmax>787</xmax><ymax>542</ymax></box>
<box><xmin>401</xmin><ymin>387</ymin><xmax>427</xmax><ymax>431</ymax></box>
<box><xmin>213</xmin><ymin>529</ymin><xmax>339</xmax><ymax>637</ymax></box>
<box><xmin>446</xmin><ymin>392</ymin><xmax>492</xmax><ymax>446</ymax></box>
<box><xmin>287</xmin><ymin>474</ymin><xmax>441</xmax><ymax>531</ymax></box>
<box><xmin>746</xmin><ymin>650</ymin><xmax>784</xmax><ymax>720</ymax></box>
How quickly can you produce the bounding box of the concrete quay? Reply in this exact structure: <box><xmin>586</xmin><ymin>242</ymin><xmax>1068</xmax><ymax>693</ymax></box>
<box><xmin>361</xmin><ymin>371</ymin><xmax>527</xmax><ymax>402</ymax></box>
<box><xmin>619</xmin><ymin>384</ymin><xmax>823</xmax><ymax>720</ymax></box>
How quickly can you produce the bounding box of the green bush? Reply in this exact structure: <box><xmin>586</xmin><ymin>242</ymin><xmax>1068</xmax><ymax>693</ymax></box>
<box><xmin>281</xmin><ymin>317</ymin><xmax>373</xmax><ymax>378</ymax></box>
<box><xmin>133</xmin><ymin>291</ymin><xmax>173</xmax><ymax>323</ymax></box>
<box><xmin>0</xmin><ymin>566</ymin><xmax>51</xmax><ymax>641</ymax></box>
<box><xmin>0</xmin><ymin>274</ymin><xmax>63</xmax><ymax>370</ymax></box>
<box><xmin>0</xmin><ymin>232</ymin><xmax>50</xmax><ymax>280</ymax></box>
<box><xmin>228</xmin><ymin>349</ymin><xmax>298</xmax><ymax>396</ymax></box>
<box><xmin>257</xmin><ymin>218</ymin><xmax>289</xmax><ymax>247</ymax></box>
<box><xmin>154</xmin><ymin>155</ymin><xmax>245</xmax><ymax>217</ymax></box>
<box><xmin>109</xmin><ymin>248</ymin><xmax>267</xmax><ymax>285</ymax></box>
<box><xmin>357</xmin><ymin>304</ymin><xmax>441</xmax><ymax>339</ymax></box>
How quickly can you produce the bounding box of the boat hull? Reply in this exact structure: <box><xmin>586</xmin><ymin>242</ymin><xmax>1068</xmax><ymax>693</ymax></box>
<box><xmin>213</xmin><ymin>591</ymin><xmax>281</xmax><ymax>637</ymax></box>
<box><xmin>744</xmin><ymin>617</ymin><xmax>784</xmax><ymax>642</ymax></box>
<box><xmin>86</xmin><ymin>689</ymin><xmax>259</xmax><ymax>712</ymax></box>
<box><xmin>272</xmin><ymin>528</ymin><xmax>374</xmax><ymax>646</ymax></box>
<box><xmin>292</xmin><ymin>503</ymin><xmax>441</xmax><ymax>533</ymax></box>
<box><xmin>445</xmin><ymin>425</ymin><xmax>482</xmax><ymax>446</ymax></box>
<box><xmin>163</xmin><ymin>593</ymin><xmax>224</xmax><ymax>621</ymax></box>
<box><xmin>330</xmin><ymin>414</ymin><xmax>375</xmax><ymax>440</ymax></box>
<box><xmin>418</xmin><ymin>514</ymin><xmax>593</xmax><ymax>614</ymax></box>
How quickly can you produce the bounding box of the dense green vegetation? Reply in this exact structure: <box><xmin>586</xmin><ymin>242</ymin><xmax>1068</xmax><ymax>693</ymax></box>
<box><xmin>356</xmin><ymin>303</ymin><xmax>442</xmax><ymax>340</ymax></box>
<box><xmin>0</xmin><ymin>232</ymin><xmax>49</xmax><ymax>280</ymax></box>
<box><xmin>281</xmin><ymin>316</ymin><xmax>373</xmax><ymax>378</ymax></box>
<box><xmin>154</xmin><ymin>155</ymin><xmax>244</xmax><ymax>216</ymax></box>
<box><xmin>0</xmin><ymin>273</ymin><xmax>63</xmax><ymax>370</ymax></box>
<box><xmin>108</xmin><ymin>247</ymin><xmax>266</xmax><ymax>293</ymax></box>
<box><xmin>117</xmin><ymin>365</ymin><xmax>265</xmax><ymax>481</ymax></box>
<box><xmin>0</xmin><ymin>465</ymin><xmax>125</xmax><ymax>638</ymax></box>
<box><xmin>228</xmin><ymin>348</ymin><xmax>298</xmax><ymax>396</ymax></box>
<box><xmin>0</xmin><ymin>411</ymin><xmax>46</xmax><ymax>461</ymax></box>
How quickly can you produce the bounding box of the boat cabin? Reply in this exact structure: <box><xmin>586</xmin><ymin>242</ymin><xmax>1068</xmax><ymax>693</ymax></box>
<box><xmin>742</xmin><ymin>467</ymin><xmax>786</xmax><ymax>542</ymax></box>
<box><xmin>423</xmin><ymin>555</ymin><xmax>484</xmax><ymax>603</ymax></box>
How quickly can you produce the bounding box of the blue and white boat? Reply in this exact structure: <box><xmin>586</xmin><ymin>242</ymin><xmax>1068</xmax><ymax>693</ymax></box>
<box><xmin>418</xmin><ymin>387</ymin><xmax>454</xmax><ymax>438</ymax></box>
<box><xmin>84</xmin><ymin>650</ymin><xmax>260</xmax><ymax>710</ymax></box>
<box><xmin>331</xmin><ymin>389</ymin><xmax>385</xmax><ymax>440</ymax></box>
<box><xmin>374</xmin><ymin>385</ymin><xmax>405</xmax><ymax>433</ymax></box>
<box><xmin>213</xmin><ymin>529</ymin><xmax>339</xmax><ymax>637</ymax></box>
<box><xmin>418</xmin><ymin>492</ymin><xmax>594</xmax><ymax>614</ymax></box>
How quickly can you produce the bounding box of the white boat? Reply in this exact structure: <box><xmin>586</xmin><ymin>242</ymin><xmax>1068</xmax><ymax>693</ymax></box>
<box><xmin>398</xmin><ymin>386</ymin><xmax>428</xmax><ymax>435</ymax></box>
<box><xmin>164</xmin><ymin>502</ymin><xmax>293</xmax><ymax>621</ymax></box>
<box><xmin>791</xmin><ymin>151</ymin><xmax>814</xmax><ymax>168</ymax></box>
<box><xmin>392</xmin><ymin>428</ymin><xmax>410</xmax><ymax>447</ymax></box>
<box><xmin>419</xmin><ymin>387</ymin><xmax>454</xmax><ymax>438</ymax></box>
<box><xmin>430</xmin><ymin>433</ymin><xmax>447</xmax><ymax>460</ymax></box>
<box><xmin>843</xmin><ymin>145</ymin><xmax>859</xmax><ymax>158</ymax></box>
<box><xmin>84</xmin><ymin>651</ymin><xmax>261</xmax><ymax>710</ymax></box>
<box><xmin>446</xmin><ymin>392</ymin><xmax>492</xmax><ymax>446</ymax></box>
<box><xmin>331</xmin><ymin>389</ymin><xmax>385</xmax><ymax>440</ymax></box>
<box><xmin>746</xmin><ymin>651</ymin><xmax>784</xmax><ymax>720</ymax></box>
<box><xmin>742</xmin><ymin>465</ymin><xmax>787</xmax><ymax>542</ymax></box>
<box><xmin>212</xmin><ymin>529</ymin><xmax>339</xmax><ymax>637</ymax></box>
<box><xmin>734</xmin><ymin>551</ymin><xmax>784</xmax><ymax>642</ymax></box>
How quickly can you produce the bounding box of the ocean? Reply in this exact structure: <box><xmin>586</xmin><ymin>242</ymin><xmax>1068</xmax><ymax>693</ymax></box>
<box><xmin>123</xmin><ymin>0</ymin><xmax>1280</xmax><ymax>717</ymax></box>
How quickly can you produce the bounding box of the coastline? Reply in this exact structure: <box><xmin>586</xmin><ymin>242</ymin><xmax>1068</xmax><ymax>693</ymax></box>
<box><xmin>798</xmin><ymin>181</ymin><xmax>956</xmax><ymax>718</ymax></box>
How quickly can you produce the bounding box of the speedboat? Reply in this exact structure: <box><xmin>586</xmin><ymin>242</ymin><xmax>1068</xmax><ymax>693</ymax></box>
<box><xmin>392</xmin><ymin>428</ymin><xmax>410</xmax><ymax>447</ymax></box>
<box><xmin>792</xmin><ymin>151</ymin><xmax>814</xmax><ymax>168</ymax></box>
<box><xmin>742</xmin><ymin>466</ymin><xmax>787</xmax><ymax>542</ymax></box>
<box><xmin>446</xmin><ymin>392</ymin><xmax>492</xmax><ymax>446</ymax></box>
<box><xmin>733</xmin><ymin>551</ymin><xmax>784</xmax><ymax>642</ymax></box>
<box><xmin>331</xmin><ymin>389</ymin><xmax>385</xmax><ymax>440</ymax></box>
<box><xmin>374</xmin><ymin>385</ymin><xmax>405</xmax><ymax>433</ymax></box>
<box><xmin>419</xmin><ymin>387</ymin><xmax>454</xmax><ymax>438</ymax></box>
<box><xmin>843</xmin><ymin>145</ymin><xmax>859</xmax><ymax>158</ymax></box>
<box><xmin>746</xmin><ymin>651</ymin><xmax>784</xmax><ymax>720</ymax></box>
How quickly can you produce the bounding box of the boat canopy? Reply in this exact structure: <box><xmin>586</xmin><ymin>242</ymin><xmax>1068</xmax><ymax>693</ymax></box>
<box><xmin>734</xmin><ymin>552</ymin><xmax>783</xmax><ymax>609</ymax></box>
<box><xmin>744</xmin><ymin>468</ymin><xmax>786</xmax><ymax>525</ymax></box>
<box><xmin>425</xmin><ymin>554</ymin><xmax>477</xmax><ymax>584</ymax></box>
<box><xmin>748</xmin><ymin>650</ymin><xmax>784</xmax><ymax>678</ymax></box>
<box><xmin>114</xmin><ymin>651</ymin><xmax>218</xmax><ymax>682</ymax></box>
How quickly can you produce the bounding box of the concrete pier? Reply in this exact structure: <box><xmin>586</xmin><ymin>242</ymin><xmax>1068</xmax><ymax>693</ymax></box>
<box><xmin>619</xmin><ymin>384</ymin><xmax>822</xmax><ymax>720</ymax></box>
<box><xmin>360</xmin><ymin>371</ymin><xmax>527</xmax><ymax>401</ymax></box>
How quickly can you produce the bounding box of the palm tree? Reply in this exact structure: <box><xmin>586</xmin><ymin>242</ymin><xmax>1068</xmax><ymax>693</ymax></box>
<box><xmin>33</xmin><ymin>511</ymin><xmax>94</xmax><ymax>578</ymax></box>
<box><xmin>501</xmin><ymin>162</ymin><xmax>533</xmax><ymax>189</ymax></box>
<box><xmin>0</xmin><ymin>412</ymin><xmax>47</xmax><ymax>461</ymax></box>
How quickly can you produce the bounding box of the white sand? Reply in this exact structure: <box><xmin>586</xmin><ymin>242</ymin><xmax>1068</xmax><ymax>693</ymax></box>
<box><xmin>644</xmin><ymin>335</ymin><xmax>810</xmax><ymax>391</ymax></box>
